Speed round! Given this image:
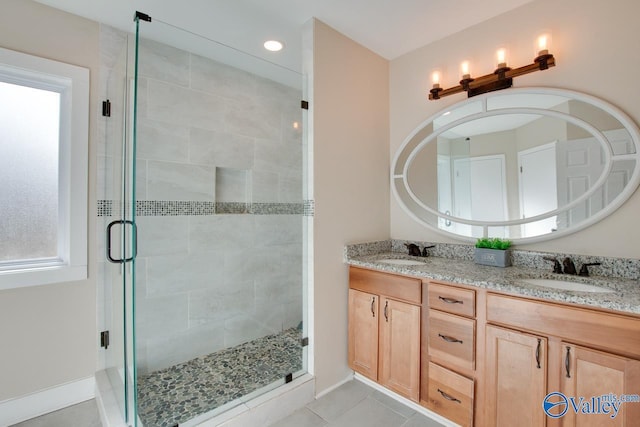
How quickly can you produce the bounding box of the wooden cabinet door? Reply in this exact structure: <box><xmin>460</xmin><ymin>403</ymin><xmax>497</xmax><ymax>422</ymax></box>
<box><xmin>485</xmin><ymin>325</ymin><xmax>547</xmax><ymax>427</ymax></box>
<box><xmin>379</xmin><ymin>297</ymin><xmax>421</xmax><ymax>401</ymax></box>
<box><xmin>560</xmin><ymin>343</ymin><xmax>640</xmax><ymax>426</ymax></box>
<box><xmin>348</xmin><ymin>288</ymin><xmax>379</xmax><ymax>380</ymax></box>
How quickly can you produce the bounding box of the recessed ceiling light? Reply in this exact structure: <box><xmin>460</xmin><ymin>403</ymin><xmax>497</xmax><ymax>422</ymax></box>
<box><xmin>264</xmin><ymin>40</ymin><xmax>284</xmax><ymax>52</ymax></box>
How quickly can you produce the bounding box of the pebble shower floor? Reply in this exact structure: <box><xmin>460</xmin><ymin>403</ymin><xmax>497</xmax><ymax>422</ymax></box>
<box><xmin>137</xmin><ymin>327</ymin><xmax>303</xmax><ymax>427</ymax></box>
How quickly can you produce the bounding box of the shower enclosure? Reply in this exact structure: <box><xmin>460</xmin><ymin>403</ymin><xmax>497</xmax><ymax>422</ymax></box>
<box><xmin>98</xmin><ymin>13</ymin><xmax>309</xmax><ymax>427</ymax></box>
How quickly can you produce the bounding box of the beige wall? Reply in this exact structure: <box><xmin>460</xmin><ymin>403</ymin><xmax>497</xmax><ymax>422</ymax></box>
<box><xmin>311</xmin><ymin>19</ymin><xmax>390</xmax><ymax>394</ymax></box>
<box><xmin>390</xmin><ymin>0</ymin><xmax>640</xmax><ymax>258</ymax></box>
<box><xmin>0</xmin><ymin>0</ymin><xmax>99</xmax><ymax>400</ymax></box>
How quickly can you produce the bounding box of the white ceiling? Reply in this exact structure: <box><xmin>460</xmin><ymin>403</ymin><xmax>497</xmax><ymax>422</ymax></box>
<box><xmin>35</xmin><ymin>0</ymin><xmax>534</xmax><ymax>84</ymax></box>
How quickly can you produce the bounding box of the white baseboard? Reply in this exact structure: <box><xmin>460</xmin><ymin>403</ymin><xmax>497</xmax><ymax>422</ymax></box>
<box><xmin>0</xmin><ymin>376</ymin><xmax>95</xmax><ymax>427</ymax></box>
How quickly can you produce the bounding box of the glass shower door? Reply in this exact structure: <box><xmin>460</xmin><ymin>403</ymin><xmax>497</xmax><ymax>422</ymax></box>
<box><xmin>130</xmin><ymin>15</ymin><xmax>308</xmax><ymax>427</ymax></box>
<box><xmin>99</xmin><ymin>24</ymin><xmax>138</xmax><ymax>425</ymax></box>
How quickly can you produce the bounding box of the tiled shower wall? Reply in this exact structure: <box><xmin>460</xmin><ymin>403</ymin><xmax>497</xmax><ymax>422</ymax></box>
<box><xmin>97</xmin><ymin>26</ymin><xmax>305</xmax><ymax>374</ymax></box>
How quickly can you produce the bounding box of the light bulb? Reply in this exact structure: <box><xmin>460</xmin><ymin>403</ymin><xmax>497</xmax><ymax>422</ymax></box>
<box><xmin>496</xmin><ymin>48</ymin><xmax>507</xmax><ymax>68</ymax></box>
<box><xmin>461</xmin><ymin>61</ymin><xmax>470</xmax><ymax>79</ymax></box>
<box><xmin>537</xmin><ymin>33</ymin><xmax>551</xmax><ymax>56</ymax></box>
<box><xmin>431</xmin><ymin>70</ymin><xmax>441</xmax><ymax>88</ymax></box>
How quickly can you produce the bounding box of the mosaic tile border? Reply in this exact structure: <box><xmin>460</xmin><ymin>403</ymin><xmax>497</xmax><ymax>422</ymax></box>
<box><xmin>216</xmin><ymin>202</ymin><xmax>248</xmax><ymax>214</ymax></box>
<box><xmin>303</xmin><ymin>199</ymin><xmax>314</xmax><ymax>217</ymax></box>
<box><xmin>97</xmin><ymin>199</ymin><xmax>113</xmax><ymax>217</ymax></box>
<box><xmin>252</xmin><ymin>203</ymin><xmax>304</xmax><ymax>215</ymax></box>
<box><xmin>97</xmin><ymin>199</ymin><xmax>313</xmax><ymax>217</ymax></box>
<box><xmin>138</xmin><ymin>200</ymin><xmax>216</xmax><ymax>216</ymax></box>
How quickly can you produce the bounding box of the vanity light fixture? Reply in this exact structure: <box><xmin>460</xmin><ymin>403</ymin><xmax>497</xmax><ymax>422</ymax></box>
<box><xmin>429</xmin><ymin>35</ymin><xmax>555</xmax><ymax>100</ymax></box>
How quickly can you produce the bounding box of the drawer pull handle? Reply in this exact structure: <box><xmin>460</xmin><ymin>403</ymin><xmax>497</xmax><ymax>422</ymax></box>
<box><xmin>371</xmin><ymin>297</ymin><xmax>376</xmax><ymax>317</ymax></box>
<box><xmin>438</xmin><ymin>333</ymin><xmax>463</xmax><ymax>344</ymax></box>
<box><xmin>437</xmin><ymin>388</ymin><xmax>461</xmax><ymax>404</ymax></box>
<box><xmin>536</xmin><ymin>339</ymin><xmax>542</xmax><ymax>369</ymax></box>
<box><xmin>565</xmin><ymin>346</ymin><xmax>571</xmax><ymax>378</ymax></box>
<box><xmin>384</xmin><ymin>300</ymin><xmax>389</xmax><ymax>322</ymax></box>
<box><xmin>438</xmin><ymin>296</ymin><xmax>463</xmax><ymax>304</ymax></box>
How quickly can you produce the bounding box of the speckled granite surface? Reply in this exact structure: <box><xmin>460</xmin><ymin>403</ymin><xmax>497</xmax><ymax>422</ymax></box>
<box><xmin>137</xmin><ymin>328</ymin><xmax>302</xmax><ymax>427</ymax></box>
<box><xmin>345</xmin><ymin>241</ymin><xmax>640</xmax><ymax>315</ymax></box>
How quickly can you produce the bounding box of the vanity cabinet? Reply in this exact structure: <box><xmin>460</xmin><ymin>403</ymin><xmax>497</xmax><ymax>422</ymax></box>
<box><xmin>485</xmin><ymin>325</ymin><xmax>548</xmax><ymax>427</ymax></box>
<box><xmin>379</xmin><ymin>297</ymin><xmax>421</xmax><ymax>400</ymax></box>
<box><xmin>485</xmin><ymin>293</ymin><xmax>640</xmax><ymax>426</ymax></box>
<box><xmin>348</xmin><ymin>288</ymin><xmax>379</xmax><ymax>379</ymax></box>
<box><xmin>424</xmin><ymin>281</ymin><xmax>477</xmax><ymax>427</ymax></box>
<box><xmin>347</xmin><ymin>264</ymin><xmax>640</xmax><ymax>427</ymax></box>
<box><xmin>560</xmin><ymin>343</ymin><xmax>640</xmax><ymax>426</ymax></box>
<box><xmin>348</xmin><ymin>267</ymin><xmax>421</xmax><ymax>401</ymax></box>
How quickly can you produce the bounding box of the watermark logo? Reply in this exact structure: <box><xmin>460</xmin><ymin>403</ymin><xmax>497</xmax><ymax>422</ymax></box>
<box><xmin>543</xmin><ymin>392</ymin><xmax>569</xmax><ymax>418</ymax></box>
<box><xmin>543</xmin><ymin>392</ymin><xmax>640</xmax><ymax>419</ymax></box>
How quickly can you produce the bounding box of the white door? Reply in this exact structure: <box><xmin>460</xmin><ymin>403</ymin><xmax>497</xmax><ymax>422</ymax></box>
<box><xmin>454</xmin><ymin>155</ymin><xmax>508</xmax><ymax>238</ymax></box>
<box><xmin>556</xmin><ymin>129</ymin><xmax>635</xmax><ymax>229</ymax></box>
<box><xmin>518</xmin><ymin>142</ymin><xmax>557</xmax><ymax>237</ymax></box>
<box><xmin>556</xmin><ymin>136</ymin><xmax>603</xmax><ymax>228</ymax></box>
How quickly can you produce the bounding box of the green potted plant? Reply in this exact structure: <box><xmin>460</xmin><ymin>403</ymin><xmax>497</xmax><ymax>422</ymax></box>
<box><xmin>474</xmin><ymin>237</ymin><xmax>512</xmax><ymax>267</ymax></box>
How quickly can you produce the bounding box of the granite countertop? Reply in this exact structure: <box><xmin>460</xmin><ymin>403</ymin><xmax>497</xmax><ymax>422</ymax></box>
<box><xmin>346</xmin><ymin>251</ymin><xmax>640</xmax><ymax>315</ymax></box>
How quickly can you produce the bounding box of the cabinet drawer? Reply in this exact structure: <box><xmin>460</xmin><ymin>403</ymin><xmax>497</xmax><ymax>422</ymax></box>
<box><xmin>429</xmin><ymin>310</ymin><xmax>475</xmax><ymax>370</ymax></box>
<box><xmin>427</xmin><ymin>362</ymin><xmax>474</xmax><ymax>427</ymax></box>
<box><xmin>349</xmin><ymin>266</ymin><xmax>421</xmax><ymax>304</ymax></box>
<box><xmin>428</xmin><ymin>282</ymin><xmax>475</xmax><ymax>317</ymax></box>
<box><xmin>487</xmin><ymin>293</ymin><xmax>640</xmax><ymax>358</ymax></box>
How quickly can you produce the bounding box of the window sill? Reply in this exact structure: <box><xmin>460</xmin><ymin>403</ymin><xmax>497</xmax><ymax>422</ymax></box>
<box><xmin>0</xmin><ymin>264</ymin><xmax>88</xmax><ymax>290</ymax></box>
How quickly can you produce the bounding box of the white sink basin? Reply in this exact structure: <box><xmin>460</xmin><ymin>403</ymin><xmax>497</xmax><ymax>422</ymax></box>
<box><xmin>523</xmin><ymin>278</ymin><xmax>613</xmax><ymax>293</ymax></box>
<box><xmin>378</xmin><ymin>258</ymin><xmax>426</xmax><ymax>266</ymax></box>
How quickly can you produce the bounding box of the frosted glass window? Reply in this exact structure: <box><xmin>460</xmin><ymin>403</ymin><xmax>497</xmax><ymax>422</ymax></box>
<box><xmin>0</xmin><ymin>46</ymin><xmax>89</xmax><ymax>290</ymax></box>
<box><xmin>0</xmin><ymin>81</ymin><xmax>61</xmax><ymax>263</ymax></box>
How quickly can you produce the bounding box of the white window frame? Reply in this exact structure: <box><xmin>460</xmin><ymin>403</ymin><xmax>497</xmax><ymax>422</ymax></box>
<box><xmin>0</xmin><ymin>47</ymin><xmax>89</xmax><ymax>290</ymax></box>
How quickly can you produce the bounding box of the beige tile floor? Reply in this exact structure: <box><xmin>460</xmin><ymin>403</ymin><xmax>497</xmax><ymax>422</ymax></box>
<box><xmin>11</xmin><ymin>399</ymin><xmax>102</xmax><ymax>427</ymax></box>
<box><xmin>12</xmin><ymin>380</ymin><xmax>443</xmax><ymax>427</ymax></box>
<box><xmin>269</xmin><ymin>380</ymin><xmax>444</xmax><ymax>427</ymax></box>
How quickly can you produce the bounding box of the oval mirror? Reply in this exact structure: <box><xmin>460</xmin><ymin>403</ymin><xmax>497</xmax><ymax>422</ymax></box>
<box><xmin>392</xmin><ymin>88</ymin><xmax>640</xmax><ymax>243</ymax></box>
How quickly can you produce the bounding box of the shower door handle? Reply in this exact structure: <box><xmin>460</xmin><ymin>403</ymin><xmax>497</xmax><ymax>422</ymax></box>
<box><xmin>106</xmin><ymin>220</ymin><xmax>137</xmax><ymax>263</ymax></box>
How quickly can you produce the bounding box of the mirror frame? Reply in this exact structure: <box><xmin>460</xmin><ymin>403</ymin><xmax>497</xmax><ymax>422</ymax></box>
<box><xmin>392</xmin><ymin>87</ymin><xmax>640</xmax><ymax>243</ymax></box>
